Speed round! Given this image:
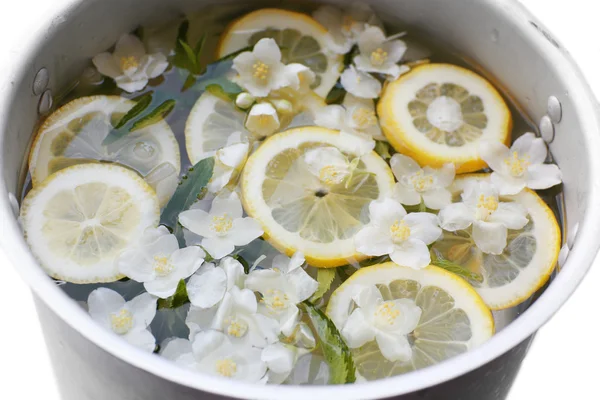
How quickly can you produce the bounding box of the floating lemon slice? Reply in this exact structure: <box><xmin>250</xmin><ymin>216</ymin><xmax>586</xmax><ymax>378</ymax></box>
<box><xmin>185</xmin><ymin>91</ymin><xmax>250</xmax><ymax>165</ymax></box>
<box><xmin>217</xmin><ymin>8</ymin><xmax>343</xmax><ymax>98</ymax></box>
<box><xmin>20</xmin><ymin>164</ymin><xmax>160</xmax><ymax>283</ymax></box>
<box><xmin>241</xmin><ymin>127</ymin><xmax>395</xmax><ymax>268</ymax></box>
<box><xmin>29</xmin><ymin>95</ymin><xmax>181</xmax><ymax>206</ymax></box>
<box><xmin>326</xmin><ymin>262</ymin><xmax>494</xmax><ymax>380</ymax></box>
<box><xmin>378</xmin><ymin>64</ymin><xmax>512</xmax><ymax>173</ymax></box>
<box><xmin>430</xmin><ymin>174</ymin><xmax>560</xmax><ymax>310</ymax></box>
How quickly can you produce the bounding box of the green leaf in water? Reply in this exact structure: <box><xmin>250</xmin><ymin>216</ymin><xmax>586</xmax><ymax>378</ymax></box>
<box><xmin>374</xmin><ymin>140</ymin><xmax>392</xmax><ymax>160</ymax></box>
<box><xmin>311</xmin><ymin>269</ymin><xmax>336</xmax><ymax>302</ymax></box>
<box><xmin>179</xmin><ymin>39</ymin><xmax>198</xmax><ymax>68</ymax></box>
<box><xmin>233</xmin><ymin>254</ymin><xmax>250</xmax><ymax>274</ymax></box>
<box><xmin>205</xmin><ymin>83</ymin><xmax>242</xmax><ymax>102</ymax></box>
<box><xmin>160</xmin><ymin>157</ymin><xmax>215</xmax><ymax>245</ymax></box>
<box><xmin>326</xmin><ymin>81</ymin><xmax>345</xmax><ymax>105</ymax></box>
<box><xmin>131</xmin><ymin>99</ymin><xmax>176</xmax><ymax>132</ymax></box>
<box><xmin>431</xmin><ymin>249</ymin><xmax>484</xmax><ymax>283</ymax></box>
<box><xmin>157</xmin><ymin>279</ymin><xmax>189</xmax><ymax>309</ymax></box>
<box><xmin>113</xmin><ymin>93</ymin><xmax>152</xmax><ymax>130</ymax></box>
<box><xmin>302</xmin><ymin>301</ymin><xmax>356</xmax><ymax>384</ymax></box>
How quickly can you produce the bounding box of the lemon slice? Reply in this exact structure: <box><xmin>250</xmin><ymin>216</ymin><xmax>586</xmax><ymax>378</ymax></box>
<box><xmin>217</xmin><ymin>8</ymin><xmax>343</xmax><ymax>98</ymax></box>
<box><xmin>241</xmin><ymin>126</ymin><xmax>395</xmax><ymax>268</ymax></box>
<box><xmin>430</xmin><ymin>174</ymin><xmax>560</xmax><ymax>310</ymax></box>
<box><xmin>29</xmin><ymin>95</ymin><xmax>181</xmax><ymax>206</ymax></box>
<box><xmin>378</xmin><ymin>64</ymin><xmax>512</xmax><ymax>173</ymax></box>
<box><xmin>20</xmin><ymin>164</ymin><xmax>160</xmax><ymax>283</ymax></box>
<box><xmin>326</xmin><ymin>262</ymin><xmax>494</xmax><ymax>380</ymax></box>
<box><xmin>185</xmin><ymin>91</ymin><xmax>250</xmax><ymax>165</ymax></box>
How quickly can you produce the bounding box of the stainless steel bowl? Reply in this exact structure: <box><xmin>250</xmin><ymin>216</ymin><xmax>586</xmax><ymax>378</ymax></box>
<box><xmin>1</xmin><ymin>0</ymin><xmax>599</xmax><ymax>399</ymax></box>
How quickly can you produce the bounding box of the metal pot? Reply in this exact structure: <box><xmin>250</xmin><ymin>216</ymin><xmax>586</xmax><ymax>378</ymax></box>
<box><xmin>1</xmin><ymin>0</ymin><xmax>599</xmax><ymax>399</ymax></box>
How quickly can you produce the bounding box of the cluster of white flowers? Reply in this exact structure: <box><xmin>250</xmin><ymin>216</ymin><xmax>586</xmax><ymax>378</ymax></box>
<box><xmin>231</xmin><ymin>38</ymin><xmax>317</xmax><ymax>138</ymax></box>
<box><xmin>161</xmin><ymin>251</ymin><xmax>318</xmax><ymax>383</ymax></box>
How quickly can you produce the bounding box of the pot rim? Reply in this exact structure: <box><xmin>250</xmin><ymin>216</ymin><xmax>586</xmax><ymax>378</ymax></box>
<box><xmin>1</xmin><ymin>1</ymin><xmax>600</xmax><ymax>399</ymax></box>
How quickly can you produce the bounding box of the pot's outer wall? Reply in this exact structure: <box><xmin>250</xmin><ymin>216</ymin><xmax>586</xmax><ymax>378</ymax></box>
<box><xmin>3</xmin><ymin>0</ymin><xmax>600</xmax><ymax>399</ymax></box>
<box><xmin>34</xmin><ymin>295</ymin><xmax>533</xmax><ymax>400</ymax></box>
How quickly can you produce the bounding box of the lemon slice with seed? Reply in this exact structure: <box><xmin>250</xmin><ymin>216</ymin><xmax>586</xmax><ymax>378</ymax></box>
<box><xmin>217</xmin><ymin>8</ymin><xmax>343</xmax><ymax>98</ymax></box>
<box><xmin>185</xmin><ymin>91</ymin><xmax>250</xmax><ymax>165</ymax></box>
<box><xmin>29</xmin><ymin>95</ymin><xmax>180</xmax><ymax>206</ymax></box>
<box><xmin>241</xmin><ymin>126</ymin><xmax>395</xmax><ymax>268</ymax></box>
<box><xmin>326</xmin><ymin>262</ymin><xmax>494</xmax><ymax>380</ymax></box>
<box><xmin>378</xmin><ymin>64</ymin><xmax>512</xmax><ymax>173</ymax></box>
<box><xmin>430</xmin><ymin>174</ymin><xmax>560</xmax><ymax>310</ymax></box>
<box><xmin>20</xmin><ymin>163</ymin><xmax>160</xmax><ymax>283</ymax></box>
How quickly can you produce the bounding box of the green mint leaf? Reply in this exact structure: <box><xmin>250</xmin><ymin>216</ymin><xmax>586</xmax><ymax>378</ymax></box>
<box><xmin>205</xmin><ymin>83</ymin><xmax>243</xmax><ymax>102</ymax></box>
<box><xmin>302</xmin><ymin>301</ymin><xmax>356</xmax><ymax>384</ymax></box>
<box><xmin>160</xmin><ymin>157</ymin><xmax>215</xmax><ymax>245</ymax></box>
<box><xmin>113</xmin><ymin>92</ymin><xmax>153</xmax><ymax>129</ymax></box>
<box><xmin>233</xmin><ymin>255</ymin><xmax>251</xmax><ymax>274</ymax></box>
<box><xmin>218</xmin><ymin>45</ymin><xmax>253</xmax><ymax>62</ymax></box>
<box><xmin>326</xmin><ymin>81</ymin><xmax>345</xmax><ymax>105</ymax></box>
<box><xmin>311</xmin><ymin>269</ymin><xmax>336</xmax><ymax>302</ymax></box>
<box><xmin>374</xmin><ymin>141</ymin><xmax>392</xmax><ymax>160</ymax></box>
<box><xmin>131</xmin><ymin>99</ymin><xmax>176</xmax><ymax>132</ymax></box>
<box><xmin>157</xmin><ymin>279</ymin><xmax>189</xmax><ymax>309</ymax></box>
<box><xmin>194</xmin><ymin>33</ymin><xmax>207</xmax><ymax>67</ymax></box>
<box><xmin>179</xmin><ymin>39</ymin><xmax>198</xmax><ymax>68</ymax></box>
<box><xmin>431</xmin><ymin>249</ymin><xmax>484</xmax><ymax>283</ymax></box>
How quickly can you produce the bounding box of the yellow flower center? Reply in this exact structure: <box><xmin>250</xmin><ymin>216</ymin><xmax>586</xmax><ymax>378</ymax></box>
<box><xmin>410</xmin><ymin>171</ymin><xmax>434</xmax><ymax>192</ymax></box>
<box><xmin>262</xmin><ymin>289</ymin><xmax>290</xmax><ymax>312</ymax></box>
<box><xmin>504</xmin><ymin>151</ymin><xmax>530</xmax><ymax>177</ymax></box>
<box><xmin>476</xmin><ymin>194</ymin><xmax>499</xmax><ymax>220</ymax></box>
<box><xmin>210</xmin><ymin>214</ymin><xmax>233</xmax><ymax>235</ymax></box>
<box><xmin>370</xmin><ymin>48</ymin><xmax>388</xmax><ymax>66</ymax></box>
<box><xmin>224</xmin><ymin>316</ymin><xmax>249</xmax><ymax>338</ymax></box>
<box><xmin>110</xmin><ymin>309</ymin><xmax>134</xmax><ymax>335</ymax></box>
<box><xmin>153</xmin><ymin>255</ymin><xmax>175</xmax><ymax>277</ymax></box>
<box><xmin>215</xmin><ymin>358</ymin><xmax>238</xmax><ymax>377</ymax></box>
<box><xmin>352</xmin><ymin>107</ymin><xmax>378</xmax><ymax>129</ymax></box>
<box><xmin>390</xmin><ymin>220</ymin><xmax>411</xmax><ymax>242</ymax></box>
<box><xmin>342</xmin><ymin>15</ymin><xmax>356</xmax><ymax>34</ymax></box>
<box><xmin>120</xmin><ymin>56</ymin><xmax>139</xmax><ymax>72</ymax></box>
<box><xmin>252</xmin><ymin>61</ymin><xmax>270</xmax><ymax>81</ymax></box>
<box><xmin>319</xmin><ymin>165</ymin><xmax>346</xmax><ymax>185</ymax></box>
<box><xmin>374</xmin><ymin>301</ymin><xmax>401</xmax><ymax>326</ymax></box>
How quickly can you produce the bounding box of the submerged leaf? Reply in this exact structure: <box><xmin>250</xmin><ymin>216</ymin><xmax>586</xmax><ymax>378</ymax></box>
<box><xmin>233</xmin><ymin>254</ymin><xmax>251</xmax><ymax>274</ymax></box>
<box><xmin>302</xmin><ymin>301</ymin><xmax>356</xmax><ymax>384</ymax></box>
<box><xmin>157</xmin><ymin>279</ymin><xmax>189</xmax><ymax>309</ymax></box>
<box><xmin>311</xmin><ymin>269</ymin><xmax>336</xmax><ymax>302</ymax></box>
<box><xmin>205</xmin><ymin>83</ymin><xmax>243</xmax><ymax>102</ymax></box>
<box><xmin>113</xmin><ymin>92</ymin><xmax>153</xmax><ymax>129</ymax></box>
<box><xmin>161</xmin><ymin>157</ymin><xmax>215</xmax><ymax>245</ymax></box>
<box><xmin>374</xmin><ymin>140</ymin><xmax>392</xmax><ymax>160</ymax></box>
<box><xmin>131</xmin><ymin>99</ymin><xmax>176</xmax><ymax>131</ymax></box>
<box><xmin>431</xmin><ymin>249</ymin><xmax>484</xmax><ymax>283</ymax></box>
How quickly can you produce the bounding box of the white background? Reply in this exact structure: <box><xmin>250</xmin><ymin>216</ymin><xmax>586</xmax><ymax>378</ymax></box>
<box><xmin>0</xmin><ymin>0</ymin><xmax>598</xmax><ymax>399</ymax></box>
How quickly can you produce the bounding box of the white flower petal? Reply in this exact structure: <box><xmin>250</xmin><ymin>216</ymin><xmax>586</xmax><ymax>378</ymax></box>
<box><xmin>151</xmin><ymin>232</ymin><xmax>180</xmax><ymax>256</ymax></box>
<box><xmin>480</xmin><ymin>140</ymin><xmax>511</xmax><ymax>172</ymax></box>
<box><xmin>229</xmin><ymin>218</ymin><xmax>264</xmax><ymax>246</ymax></box>
<box><xmin>352</xmin><ymin>284</ymin><xmax>383</xmax><ymax>309</ymax></box>
<box><xmin>472</xmin><ymin>221</ymin><xmax>507</xmax><ymax>255</ymax></box>
<box><xmin>192</xmin><ymin>330</ymin><xmax>226</xmax><ymax>361</ymax></box>
<box><xmin>161</xmin><ymin>337</ymin><xmax>193</xmax><ymax>362</ymax></box>
<box><xmin>403</xmin><ymin>213</ymin><xmax>441</xmax><ymax>244</ymax></box>
<box><xmin>375</xmin><ymin>332</ymin><xmax>412</xmax><ymax>362</ymax></box>
<box><xmin>490</xmin><ymin>172</ymin><xmax>526</xmax><ymax>196</ymax></box>
<box><xmin>390</xmin><ymin>154</ymin><xmax>422</xmax><ymax>179</ymax></box>
<box><xmin>115</xmin><ymin>77</ymin><xmax>149</xmax><ymax>93</ymax></box>
<box><xmin>287</xmin><ymin>267</ymin><xmax>319</xmax><ymax>302</ymax></box>
<box><xmin>421</xmin><ymin>187</ymin><xmax>452</xmax><ymax>210</ymax></box>
<box><xmin>391</xmin><ymin>299</ymin><xmax>422</xmax><ymax>334</ymax></box>
<box><xmin>144</xmin><ymin>52</ymin><xmax>169</xmax><ymax>78</ymax></box>
<box><xmin>390</xmin><ymin>239</ymin><xmax>431</xmax><ymax>270</ymax></box>
<box><xmin>88</xmin><ymin>288</ymin><xmax>126</xmax><ymax>325</ymax></box>
<box><xmin>202</xmin><ymin>236</ymin><xmax>235</xmax><ymax>259</ymax></box>
<box><xmin>524</xmin><ymin>135</ymin><xmax>548</xmax><ymax>165</ymax></box>
<box><xmin>434</xmin><ymin>163</ymin><xmax>456</xmax><ymax>187</ymax></box>
<box><xmin>261</xmin><ymin>343</ymin><xmax>295</xmax><ymax>374</ymax></box>
<box><xmin>210</xmin><ymin>191</ymin><xmax>243</xmax><ymax>220</ymax></box>
<box><xmin>114</xmin><ymin>34</ymin><xmax>146</xmax><ymax>61</ymax></box>
<box><xmin>246</xmin><ymin>103</ymin><xmax>281</xmax><ymax>137</ymax></box>
<box><xmin>511</xmin><ymin>132</ymin><xmax>537</xmax><ymax>157</ymax></box>
<box><xmin>170</xmin><ymin>246</ymin><xmax>205</xmax><ymax>278</ymax></box>
<box><xmin>144</xmin><ymin>275</ymin><xmax>182</xmax><ymax>299</ymax></box>
<box><xmin>116</xmin><ymin>248</ymin><xmax>155</xmax><ymax>282</ymax></box>
<box><xmin>369</xmin><ymin>197</ymin><xmax>407</xmax><ymax>226</ymax></box>
<box><xmin>340</xmin><ymin>66</ymin><xmax>381</xmax><ymax>99</ymax></box>
<box><xmin>220</xmin><ymin>257</ymin><xmax>247</xmax><ymax>290</ymax></box>
<box><xmin>123</xmin><ymin>328</ymin><xmax>156</xmax><ymax>352</ymax></box>
<box><xmin>526</xmin><ymin>164</ymin><xmax>562</xmax><ymax>190</ymax></box>
<box><xmin>438</xmin><ymin>202</ymin><xmax>475</xmax><ymax>231</ymax></box>
<box><xmin>178</xmin><ymin>209</ymin><xmax>214</xmax><ymax>238</ymax></box>
<box><xmin>280</xmin><ymin>305</ymin><xmax>301</xmax><ymax>337</ymax></box>
<box><xmin>284</xmin><ymin>63</ymin><xmax>316</xmax><ymax>92</ymax></box>
<box><xmin>355</xmin><ymin>226</ymin><xmax>395</xmax><ymax>256</ymax></box>
<box><xmin>342</xmin><ymin>308</ymin><xmax>375</xmax><ymax>348</ymax></box>
<box><xmin>392</xmin><ymin>183</ymin><xmax>422</xmax><ymax>206</ymax></box>
<box><xmin>187</xmin><ymin>266</ymin><xmax>227</xmax><ymax>308</ymax></box>
<box><xmin>386</xmin><ymin>40</ymin><xmax>408</xmax><ymax>63</ymax></box>
<box><xmin>92</xmin><ymin>52</ymin><xmax>122</xmax><ymax>79</ymax></box>
<box><xmin>357</xmin><ymin>26</ymin><xmax>387</xmax><ymax>54</ymax></box>
<box><xmin>245</xmin><ymin>269</ymin><xmax>283</xmax><ymax>294</ymax></box>
<box><xmin>217</xmin><ymin>142</ymin><xmax>249</xmax><ymax>168</ymax></box>
<box><xmin>127</xmin><ymin>292</ymin><xmax>158</xmax><ymax>329</ymax></box>
<box><xmin>314</xmin><ymin>105</ymin><xmax>346</xmax><ymax>130</ymax></box>
<box><xmin>186</xmin><ymin>305</ymin><xmax>219</xmax><ymax>337</ymax></box>
<box><xmin>489</xmin><ymin>202</ymin><xmax>528</xmax><ymax>230</ymax></box>
<box><xmin>287</xmin><ymin>251</ymin><xmax>306</xmax><ymax>272</ymax></box>
<box><xmin>252</xmin><ymin>38</ymin><xmax>282</xmax><ymax>64</ymax></box>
